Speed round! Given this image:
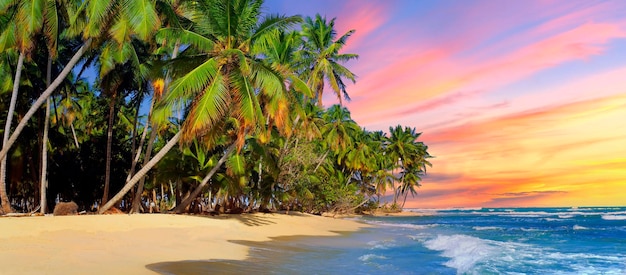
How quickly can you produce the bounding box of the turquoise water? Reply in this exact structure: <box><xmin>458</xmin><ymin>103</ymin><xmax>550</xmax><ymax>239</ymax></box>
<box><xmin>276</xmin><ymin>207</ymin><xmax>626</xmax><ymax>274</ymax></box>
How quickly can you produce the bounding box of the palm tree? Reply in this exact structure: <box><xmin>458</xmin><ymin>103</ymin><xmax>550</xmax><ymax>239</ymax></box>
<box><xmin>386</xmin><ymin>125</ymin><xmax>432</xmax><ymax>207</ymax></box>
<box><xmin>100</xmin><ymin>0</ymin><xmax>302</xmax><ymax>214</ymax></box>
<box><xmin>0</xmin><ymin>0</ymin><xmax>160</xmax><ymax>176</ymax></box>
<box><xmin>321</xmin><ymin>104</ymin><xmax>360</xmax><ymax>157</ymax></box>
<box><xmin>0</xmin><ymin>0</ymin><xmax>69</xmax><ymax>213</ymax></box>
<box><xmin>40</xmin><ymin>0</ymin><xmax>74</xmax><ymax>214</ymax></box>
<box><xmin>299</xmin><ymin>14</ymin><xmax>358</xmax><ymax>107</ymax></box>
<box><xmin>0</xmin><ymin>0</ymin><xmax>38</xmax><ymax>213</ymax></box>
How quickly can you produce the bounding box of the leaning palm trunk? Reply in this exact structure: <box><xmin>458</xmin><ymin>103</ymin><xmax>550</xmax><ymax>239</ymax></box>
<box><xmin>172</xmin><ymin>143</ymin><xmax>236</xmax><ymax>214</ymax></box>
<box><xmin>130</xmin><ymin>127</ymin><xmax>157</xmax><ymax>212</ymax></box>
<box><xmin>0</xmin><ymin>51</ymin><xmax>24</xmax><ymax>213</ymax></box>
<box><xmin>130</xmin><ymin>42</ymin><xmax>180</xmax><ymax>213</ymax></box>
<box><xmin>125</xmin><ymin>99</ymin><xmax>153</xmax><ymax>212</ymax></box>
<box><xmin>0</xmin><ymin>39</ymin><xmax>92</xmax><ymax>161</ymax></box>
<box><xmin>99</xmin><ymin>131</ymin><xmax>181</xmax><ymax>214</ymax></box>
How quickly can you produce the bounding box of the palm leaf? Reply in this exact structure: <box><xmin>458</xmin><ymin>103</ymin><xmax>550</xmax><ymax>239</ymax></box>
<box><xmin>84</xmin><ymin>0</ymin><xmax>114</xmax><ymax>39</ymax></box>
<box><xmin>156</xmin><ymin>28</ymin><xmax>214</xmax><ymax>52</ymax></box>
<box><xmin>181</xmin><ymin>71</ymin><xmax>229</xmax><ymax>142</ymax></box>
<box><xmin>123</xmin><ymin>0</ymin><xmax>160</xmax><ymax>40</ymax></box>
<box><xmin>251</xmin><ymin>14</ymin><xmax>301</xmax><ymax>42</ymax></box>
<box><xmin>109</xmin><ymin>15</ymin><xmax>130</xmax><ymax>44</ymax></box>
<box><xmin>43</xmin><ymin>0</ymin><xmax>58</xmax><ymax>57</ymax></box>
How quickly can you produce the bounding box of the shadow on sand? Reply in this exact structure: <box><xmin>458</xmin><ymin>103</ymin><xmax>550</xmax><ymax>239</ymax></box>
<box><xmin>145</xmin><ymin>237</ymin><xmax>319</xmax><ymax>275</ymax></box>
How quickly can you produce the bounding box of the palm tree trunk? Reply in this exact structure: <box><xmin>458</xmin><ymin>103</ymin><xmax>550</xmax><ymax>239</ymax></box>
<box><xmin>401</xmin><ymin>192</ymin><xmax>409</xmax><ymax>209</ymax></box>
<box><xmin>101</xmin><ymin>94</ymin><xmax>117</xmax><ymax>205</ymax></box>
<box><xmin>313</xmin><ymin>149</ymin><xmax>329</xmax><ymax>172</ymax></box>
<box><xmin>99</xmin><ymin>131</ymin><xmax>181</xmax><ymax>214</ymax></box>
<box><xmin>127</xmin><ymin>98</ymin><xmax>153</xmax><ymax>213</ymax></box>
<box><xmin>125</xmin><ymin>97</ymin><xmax>152</xmax><ymax>182</ymax></box>
<box><xmin>392</xmin><ymin>178</ymin><xmax>399</xmax><ymax>207</ymax></box>
<box><xmin>69</xmin><ymin>122</ymin><xmax>79</xmax><ymax>148</ymax></box>
<box><xmin>129</xmin><ymin>42</ymin><xmax>180</xmax><ymax>213</ymax></box>
<box><xmin>173</xmin><ymin>143</ymin><xmax>236</xmax><ymax>214</ymax></box>
<box><xmin>0</xmin><ymin>51</ymin><xmax>25</xmax><ymax>213</ymax></box>
<box><xmin>131</xmin><ymin>125</ymin><xmax>157</xmax><ymax>212</ymax></box>
<box><xmin>40</xmin><ymin>57</ymin><xmax>53</xmax><ymax>214</ymax></box>
<box><xmin>0</xmin><ymin>39</ymin><xmax>92</xmax><ymax>161</ymax></box>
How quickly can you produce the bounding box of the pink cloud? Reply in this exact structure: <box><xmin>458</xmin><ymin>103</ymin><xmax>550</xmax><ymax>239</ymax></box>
<box><xmin>347</xmin><ymin>21</ymin><xmax>626</xmax><ymax>127</ymax></box>
<box><xmin>333</xmin><ymin>0</ymin><xmax>393</xmax><ymax>53</ymax></box>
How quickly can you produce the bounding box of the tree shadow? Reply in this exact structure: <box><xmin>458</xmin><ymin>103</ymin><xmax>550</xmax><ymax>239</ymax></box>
<box><xmin>146</xmin><ymin>236</ymin><xmax>322</xmax><ymax>275</ymax></box>
<box><xmin>230</xmin><ymin>214</ymin><xmax>277</xmax><ymax>227</ymax></box>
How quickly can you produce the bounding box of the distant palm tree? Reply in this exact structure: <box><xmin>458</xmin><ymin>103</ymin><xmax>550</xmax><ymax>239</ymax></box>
<box><xmin>321</xmin><ymin>104</ymin><xmax>360</xmax><ymax>156</ymax></box>
<box><xmin>299</xmin><ymin>14</ymin><xmax>358</xmax><ymax>107</ymax></box>
<box><xmin>386</xmin><ymin>125</ymin><xmax>432</xmax><ymax>207</ymax></box>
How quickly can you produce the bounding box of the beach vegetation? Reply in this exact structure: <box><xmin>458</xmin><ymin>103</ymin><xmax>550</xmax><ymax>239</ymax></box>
<box><xmin>0</xmin><ymin>0</ymin><xmax>431</xmax><ymax>216</ymax></box>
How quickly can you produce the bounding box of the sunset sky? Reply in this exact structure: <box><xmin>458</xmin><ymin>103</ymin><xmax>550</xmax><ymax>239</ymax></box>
<box><xmin>266</xmin><ymin>0</ymin><xmax>626</xmax><ymax>208</ymax></box>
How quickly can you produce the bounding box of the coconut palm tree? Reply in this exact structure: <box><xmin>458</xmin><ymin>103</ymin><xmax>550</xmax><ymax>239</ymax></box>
<box><xmin>321</xmin><ymin>104</ymin><xmax>360</xmax><ymax>157</ymax></box>
<box><xmin>299</xmin><ymin>14</ymin><xmax>358</xmax><ymax>107</ymax></box>
<box><xmin>386</xmin><ymin>125</ymin><xmax>432</xmax><ymax>207</ymax></box>
<box><xmin>0</xmin><ymin>0</ymin><xmax>72</xmax><ymax>213</ymax></box>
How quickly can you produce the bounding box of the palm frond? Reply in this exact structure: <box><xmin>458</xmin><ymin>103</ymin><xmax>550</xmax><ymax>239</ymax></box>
<box><xmin>181</xmin><ymin>70</ymin><xmax>229</xmax><ymax>142</ymax></box>
<box><xmin>156</xmin><ymin>28</ymin><xmax>214</xmax><ymax>52</ymax></box>
<box><xmin>43</xmin><ymin>0</ymin><xmax>58</xmax><ymax>57</ymax></box>
<box><xmin>252</xmin><ymin>14</ymin><xmax>301</xmax><ymax>42</ymax></box>
<box><xmin>123</xmin><ymin>0</ymin><xmax>160</xmax><ymax>40</ymax></box>
<box><xmin>84</xmin><ymin>0</ymin><xmax>114</xmax><ymax>39</ymax></box>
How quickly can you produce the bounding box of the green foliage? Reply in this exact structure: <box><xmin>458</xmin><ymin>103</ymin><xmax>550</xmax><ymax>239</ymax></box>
<box><xmin>0</xmin><ymin>0</ymin><xmax>433</xmax><ymax>214</ymax></box>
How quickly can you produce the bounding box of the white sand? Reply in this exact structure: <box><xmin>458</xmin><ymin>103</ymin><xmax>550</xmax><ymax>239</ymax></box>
<box><xmin>0</xmin><ymin>213</ymin><xmax>368</xmax><ymax>274</ymax></box>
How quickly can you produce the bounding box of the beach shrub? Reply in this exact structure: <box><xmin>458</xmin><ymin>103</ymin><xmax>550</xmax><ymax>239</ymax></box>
<box><xmin>53</xmin><ymin>201</ymin><xmax>78</xmax><ymax>216</ymax></box>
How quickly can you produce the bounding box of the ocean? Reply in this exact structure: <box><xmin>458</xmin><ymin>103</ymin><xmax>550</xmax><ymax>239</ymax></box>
<box><xmin>149</xmin><ymin>207</ymin><xmax>626</xmax><ymax>274</ymax></box>
<box><xmin>273</xmin><ymin>207</ymin><xmax>626</xmax><ymax>274</ymax></box>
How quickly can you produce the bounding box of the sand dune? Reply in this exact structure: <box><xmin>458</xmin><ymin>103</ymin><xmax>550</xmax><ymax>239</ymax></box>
<box><xmin>0</xmin><ymin>213</ymin><xmax>367</xmax><ymax>274</ymax></box>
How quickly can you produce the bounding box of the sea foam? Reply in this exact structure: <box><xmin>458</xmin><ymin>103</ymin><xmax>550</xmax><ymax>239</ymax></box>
<box><xmin>423</xmin><ymin>234</ymin><xmax>495</xmax><ymax>274</ymax></box>
<box><xmin>358</xmin><ymin>254</ymin><xmax>387</xmax><ymax>262</ymax></box>
<box><xmin>367</xmin><ymin>239</ymin><xmax>396</xmax><ymax>250</ymax></box>
<box><xmin>472</xmin><ymin>226</ymin><xmax>501</xmax><ymax>231</ymax></box>
<box><xmin>602</xmin><ymin>215</ymin><xmax>626</xmax><ymax>220</ymax></box>
<box><xmin>371</xmin><ymin>221</ymin><xmax>436</xmax><ymax>230</ymax></box>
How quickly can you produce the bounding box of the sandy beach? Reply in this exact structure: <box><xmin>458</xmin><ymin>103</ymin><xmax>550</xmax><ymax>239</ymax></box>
<box><xmin>0</xmin><ymin>213</ymin><xmax>368</xmax><ymax>274</ymax></box>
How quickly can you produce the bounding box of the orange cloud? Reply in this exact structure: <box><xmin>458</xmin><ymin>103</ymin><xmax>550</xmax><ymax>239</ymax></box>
<box><xmin>404</xmin><ymin>94</ymin><xmax>626</xmax><ymax>208</ymax></box>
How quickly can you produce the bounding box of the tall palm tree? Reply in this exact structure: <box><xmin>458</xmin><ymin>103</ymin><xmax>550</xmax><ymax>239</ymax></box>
<box><xmin>299</xmin><ymin>14</ymin><xmax>358</xmax><ymax>107</ymax></box>
<box><xmin>40</xmin><ymin>0</ymin><xmax>74</xmax><ymax>214</ymax></box>
<box><xmin>100</xmin><ymin>0</ymin><xmax>302</xmax><ymax>214</ymax></box>
<box><xmin>0</xmin><ymin>0</ymin><xmax>160</xmax><ymax>175</ymax></box>
<box><xmin>0</xmin><ymin>0</ymin><xmax>68</xmax><ymax>213</ymax></box>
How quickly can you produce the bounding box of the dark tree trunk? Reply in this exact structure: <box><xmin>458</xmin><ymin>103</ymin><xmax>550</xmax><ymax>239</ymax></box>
<box><xmin>101</xmin><ymin>94</ymin><xmax>117</xmax><ymax>205</ymax></box>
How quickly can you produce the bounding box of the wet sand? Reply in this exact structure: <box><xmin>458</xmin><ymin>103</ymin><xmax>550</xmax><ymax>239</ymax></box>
<box><xmin>0</xmin><ymin>213</ymin><xmax>368</xmax><ymax>274</ymax></box>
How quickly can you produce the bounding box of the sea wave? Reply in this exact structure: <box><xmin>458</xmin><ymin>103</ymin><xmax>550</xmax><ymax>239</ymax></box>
<box><xmin>573</xmin><ymin>225</ymin><xmax>588</xmax><ymax>230</ymax></box>
<box><xmin>472</xmin><ymin>226</ymin><xmax>502</xmax><ymax>231</ymax></box>
<box><xmin>423</xmin><ymin>234</ymin><xmax>624</xmax><ymax>274</ymax></box>
<box><xmin>369</xmin><ymin>221</ymin><xmax>436</xmax><ymax>230</ymax></box>
<box><xmin>358</xmin><ymin>254</ymin><xmax>387</xmax><ymax>262</ymax></box>
<box><xmin>601</xmin><ymin>215</ymin><xmax>626</xmax><ymax>220</ymax></box>
<box><xmin>367</xmin><ymin>240</ymin><xmax>397</xmax><ymax>250</ymax></box>
<box><xmin>423</xmin><ymin>234</ymin><xmax>496</xmax><ymax>274</ymax></box>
